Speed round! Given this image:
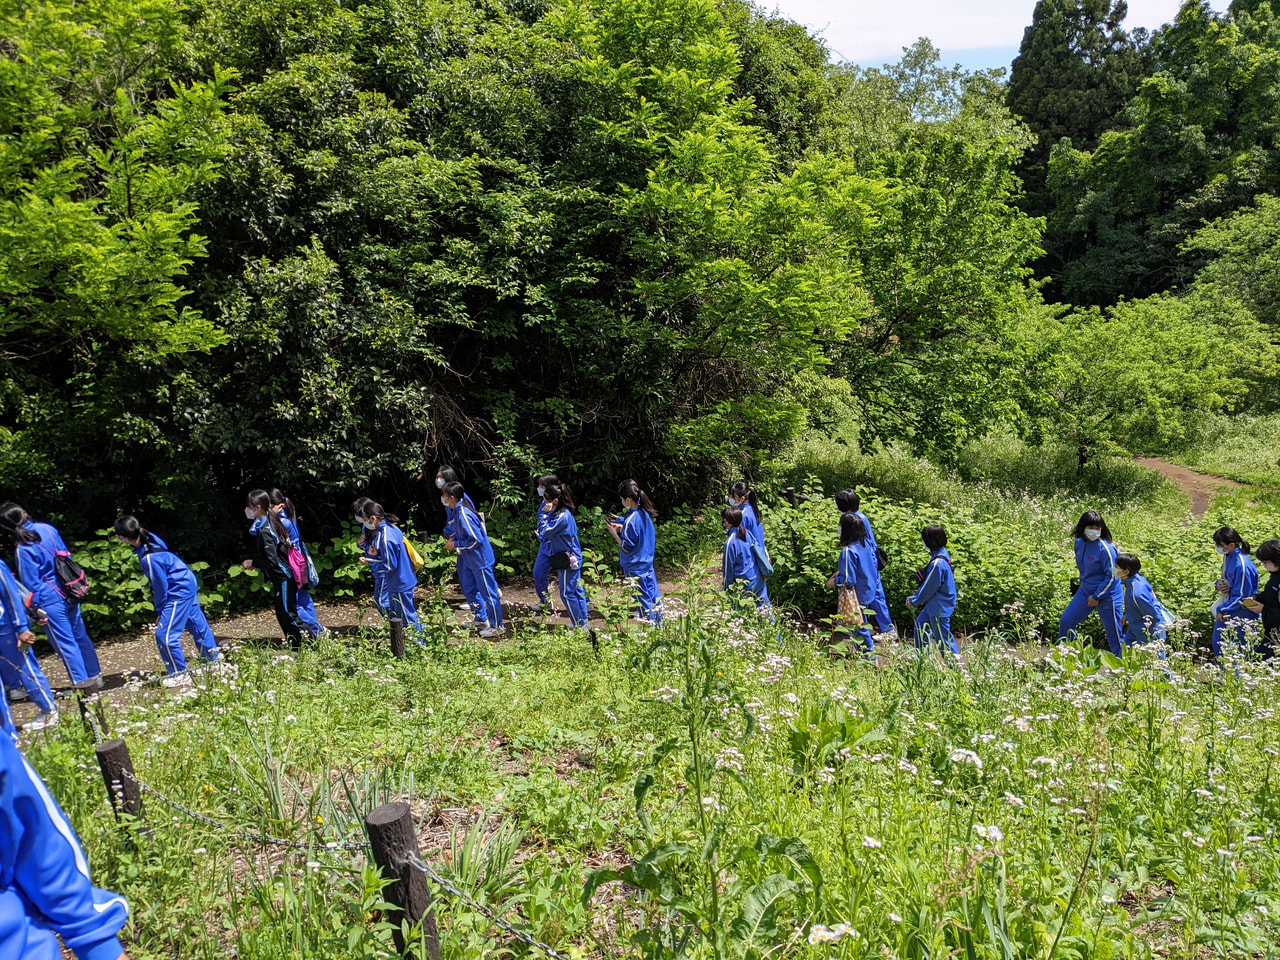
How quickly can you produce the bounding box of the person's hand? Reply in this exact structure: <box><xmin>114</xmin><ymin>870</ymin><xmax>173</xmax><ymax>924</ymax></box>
<box><xmin>1087</xmin><ymin>595</ymin><xmax>1099</xmax><ymax>608</ymax></box>
<box><xmin>445</xmin><ymin>538</ymin><xmax>456</xmax><ymax>550</ymax></box>
<box><xmin>905</xmin><ymin>598</ymin><xmax>915</xmax><ymax>608</ymax></box>
<box><xmin>825</xmin><ymin>576</ymin><xmax>837</xmax><ymax>590</ymax></box>
<box><xmin>1243</xmin><ymin>598</ymin><xmax>1264</xmax><ymax>614</ymax></box>
<box><xmin>241</xmin><ymin>559</ymin><xmax>254</xmax><ymax>570</ymax></box>
<box><xmin>1216</xmin><ymin>612</ymin><xmax>1227</xmax><ymax>623</ymax></box>
<box><xmin>33</xmin><ymin>608</ymin><xmax>48</xmax><ymax>626</ymax></box>
<box><xmin>541</xmin><ymin>501</ymin><xmax>553</xmax><ymax>513</ymax></box>
<box><xmin>357</xmin><ymin>556</ymin><xmax>372</xmax><ymax>565</ymax></box>
<box><xmin>16</xmin><ymin>630</ymin><xmax>34</xmax><ymax>649</ymax></box>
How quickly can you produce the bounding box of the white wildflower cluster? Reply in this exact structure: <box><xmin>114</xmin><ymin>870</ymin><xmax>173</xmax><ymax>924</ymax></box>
<box><xmin>807</xmin><ymin>922</ymin><xmax>856</xmax><ymax>944</ymax></box>
<box><xmin>949</xmin><ymin>748</ymin><xmax>983</xmax><ymax>771</ymax></box>
<box><xmin>974</xmin><ymin>824</ymin><xmax>1003</xmax><ymax>842</ymax></box>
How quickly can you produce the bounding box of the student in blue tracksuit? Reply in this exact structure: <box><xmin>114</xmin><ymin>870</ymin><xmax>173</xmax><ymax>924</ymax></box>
<box><xmin>836</xmin><ymin>490</ymin><xmax>895</xmax><ymax>636</ymax></box>
<box><xmin>825</xmin><ymin>512</ymin><xmax>876</xmax><ymax>653</ymax></box>
<box><xmin>0</xmin><ymin>561</ymin><xmax>57</xmax><ymax>731</ymax></box>
<box><xmin>442</xmin><ymin>483</ymin><xmax>503</xmax><ymax>638</ymax></box>
<box><xmin>1113</xmin><ymin>553</ymin><xmax>1174</xmax><ymax>649</ymax></box>
<box><xmin>1058</xmin><ymin>510</ymin><xmax>1124</xmax><ymax>655</ymax></box>
<box><xmin>608</xmin><ymin>480</ymin><xmax>662</xmax><ymax>624</ymax></box>
<box><xmin>905</xmin><ymin>524</ymin><xmax>958</xmax><ymax>656</ymax></box>
<box><xmin>269</xmin><ymin>490</ymin><xmax>325</xmax><ymax>638</ymax></box>
<box><xmin>729</xmin><ymin>482</ymin><xmax>768</xmax><ymax>557</ymax></box>
<box><xmin>352</xmin><ymin>497</ymin><xmax>388</xmax><ymax>617</ymax></box>
<box><xmin>723</xmin><ymin>506</ymin><xmax>770</xmax><ymax>609</ymax></box>
<box><xmin>360</xmin><ymin>503</ymin><xmax>424</xmax><ymax>640</ymax></box>
<box><xmin>541</xmin><ymin>484</ymin><xmax>590</xmax><ymax>627</ymax></box>
<box><xmin>0</xmin><ymin>729</ymin><xmax>131</xmax><ymax>960</ymax></box>
<box><xmin>530</xmin><ymin>474</ymin><xmax>559</xmax><ymax>614</ymax></box>
<box><xmin>1211</xmin><ymin>526</ymin><xmax>1259</xmax><ymax>658</ymax></box>
<box><xmin>243</xmin><ymin>490</ymin><xmax>305</xmax><ymax>650</ymax></box>
<box><xmin>114</xmin><ymin>516</ymin><xmax>220</xmax><ymax>680</ymax></box>
<box><xmin>436</xmin><ymin>466</ymin><xmax>484</xmax><ymax>629</ymax></box>
<box><xmin>1</xmin><ymin>504</ymin><xmax>101</xmax><ymax>688</ymax></box>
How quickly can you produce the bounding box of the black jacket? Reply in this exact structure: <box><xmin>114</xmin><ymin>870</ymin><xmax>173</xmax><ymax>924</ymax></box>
<box><xmin>1255</xmin><ymin>570</ymin><xmax>1280</xmax><ymax>635</ymax></box>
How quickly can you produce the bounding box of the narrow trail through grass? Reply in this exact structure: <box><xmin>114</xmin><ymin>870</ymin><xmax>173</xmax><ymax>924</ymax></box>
<box><xmin>1133</xmin><ymin>456</ymin><xmax>1243</xmax><ymax>518</ymax></box>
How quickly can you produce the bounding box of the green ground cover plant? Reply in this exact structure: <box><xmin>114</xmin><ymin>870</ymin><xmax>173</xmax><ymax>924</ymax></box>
<box><xmin>1164</xmin><ymin>413</ymin><xmax>1280</xmax><ymax>489</ymax></box>
<box><xmin>30</xmin><ymin>588</ymin><xmax>1280</xmax><ymax>959</ymax></box>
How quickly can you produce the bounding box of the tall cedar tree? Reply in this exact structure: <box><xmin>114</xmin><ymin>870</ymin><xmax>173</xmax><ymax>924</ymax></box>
<box><xmin>1007</xmin><ymin>0</ymin><xmax>1147</xmax><ymax>225</ymax></box>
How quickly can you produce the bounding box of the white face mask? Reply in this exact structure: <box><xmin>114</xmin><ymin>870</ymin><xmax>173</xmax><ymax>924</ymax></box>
<box><xmin>1083</xmin><ymin>528</ymin><xmax>1101</xmax><ymax>542</ymax></box>
<box><xmin>441</xmin><ymin>497</ymin><xmax>449</xmax><ymax>508</ymax></box>
<box><xmin>1112</xmin><ymin>567</ymin><xmax>1123</xmax><ymax>578</ymax></box>
<box><xmin>537</xmin><ymin>486</ymin><xmax>545</xmax><ymax>498</ymax></box>
<box><xmin>1215</xmin><ymin>545</ymin><xmax>1226</xmax><ymax>555</ymax></box>
<box><xmin>244</xmin><ymin>507</ymin><xmax>256</xmax><ymax>520</ymax></box>
<box><xmin>435</xmin><ymin>477</ymin><xmax>446</xmax><ymax>489</ymax></box>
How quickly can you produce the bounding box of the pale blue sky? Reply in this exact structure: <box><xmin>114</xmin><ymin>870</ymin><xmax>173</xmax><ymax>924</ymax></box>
<box><xmin>763</xmin><ymin>0</ymin><xmax>1232</xmax><ymax>73</ymax></box>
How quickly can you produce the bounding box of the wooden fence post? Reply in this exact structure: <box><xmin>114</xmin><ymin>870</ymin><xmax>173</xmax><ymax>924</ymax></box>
<box><xmin>95</xmin><ymin>739</ymin><xmax>144</xmax><ymax>823</ymax></box>
<box><xmin>365</xmin><ymin>802</ymin><xmax>439</xmax><ymax>959</ymax></box>
<box><xmin>389</xmin><ymin>617</ymin><xmax>406</xmax><ymax>660</ymax></box>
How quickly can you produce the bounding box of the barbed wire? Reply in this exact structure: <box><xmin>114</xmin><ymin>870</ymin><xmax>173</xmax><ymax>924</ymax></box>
<box><xmin>405</xmin><ymin>854</ymin><xmax>565</xmax><ymax>959</ymax></box>
<box><xmin>119</xmin><ymin>770</ymin><xmax>369</xmax><ymax>852</ymax></box>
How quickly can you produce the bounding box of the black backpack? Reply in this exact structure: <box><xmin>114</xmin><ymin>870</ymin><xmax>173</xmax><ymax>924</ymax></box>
<box><xmin>38</xmin><ymin>542</ymin><xmax>90</xmax><ymax>603</ymax></box>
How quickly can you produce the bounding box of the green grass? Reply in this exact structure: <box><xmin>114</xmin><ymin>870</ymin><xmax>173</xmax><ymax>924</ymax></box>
<box><xmin>27</xmin><ymin>590</ymin><xmax>1280</xmax><ymax>960</ymax></box>
<box><xmin>1162</xmin><ymin>412</ymin><xmax>1280</xmax><ymax>488</ymax></box>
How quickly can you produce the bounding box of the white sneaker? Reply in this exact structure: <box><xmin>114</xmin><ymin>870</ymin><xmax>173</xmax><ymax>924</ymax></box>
<box><xmin>161</xmin><ymin>671</ymin><xmax>193</xmax><ymax>688</ymax></box>
<box><xmin>479</xmin><ymin>626</ymin><xmax>499</xmax><ymax>639</ymax></box>
<box><xmin>87</xmin><ymin>675</ymin><xmax>104</xmax><ymax>689</ymax></box>
<box><xmin>24</xmin><ymin>711</ymin><xmax>59</xmax><ymax>732</ymax></box>
<box><xmin>7</xmin><ymin>687</ymin><xmax>29</xmax><ymax>703</ymax></box>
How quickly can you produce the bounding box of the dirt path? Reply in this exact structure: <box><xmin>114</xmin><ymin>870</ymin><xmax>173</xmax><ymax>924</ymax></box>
<box><xmin>1134</xmin><ymin>456</ymin><xmax>1242</xmax><ymax>519</ymax></box>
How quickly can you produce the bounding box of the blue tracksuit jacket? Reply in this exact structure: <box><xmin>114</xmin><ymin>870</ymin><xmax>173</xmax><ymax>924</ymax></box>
<box><xmin>369</xmin><ymin>523</ymin><xmax>419</xmax><ymax>598</ymax></box>
<box><xmin>907</xmin><ymin>548</ymin><xmax>956</xmax><ymax>620</ymax></box>
<box><xmin>618</xmin><ymin>508</ymin><xmax>656</xmax><ymax>576</ymax></box>
<box><xmin>1075</xmin><ymin>537</ymin><xmax>1122</xmax><ymax>602</ymax></box>
<box><xmin>0</xmin><ymin>732</ymin><xmax>129</xmax><ymax>960</ymax></box>
<box><xmin>1121</xmin><ymin>573</ymin><xmax>1173</xmax><ymax>643</ymax></box>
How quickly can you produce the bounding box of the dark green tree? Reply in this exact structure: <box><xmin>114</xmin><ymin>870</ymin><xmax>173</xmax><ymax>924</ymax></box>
<box><xmin>1007</xmin><ymin>0</ymin><xmax>1147</xmax><ymax>224</ymax></box>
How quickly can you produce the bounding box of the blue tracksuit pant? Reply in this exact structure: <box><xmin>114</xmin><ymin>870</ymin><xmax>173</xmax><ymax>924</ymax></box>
<box><xmin>384</xmin><ymin>590</ymin><xmax>423</xmax><ymax>643</ymax></box>
<box><xmin>1059</xmin><ymin>588</ymin><xmax>1124</xmax><ymax>655</ymax></box>
<box><xmin>0</xmin><ymin>631</ymin><xmax>55</xmax><ymax>713</ymax></box>
<box><xmin>866</xmin><ymin>582</ymin><xmax>894</xmax><ymax>634</ymax></box>
<box><xmin>556</xmin><ymin>567</ymin><xmax>589</xmax><ymax>627</ymax></box>
<box><xmin>627</xmin><ymin>568</ymin><xmax>663</xmax><ymax>623</ymax></box>
<box><xmin>155</xmin><ymin>589</ymin><xmax>219</xmax><ymax>675</ymax></box>
<box><xmin>914</xmin><ymin>614</ymin><xmax>959</xmax><ymax>656</ymax></box>
<box><xmin>32</xmin><ymin>590</ymin><xmax>100</xmax><ymax>685</ymax></box>
<box><xmin>533</xmin><ymin>542</ymin><xmax>552</xmax><ymax>605</ymax></box>
<box><xmin>459</xmin><ymin>554</ymin><xmax>503</xmax><ymax>629</ymax></box>
<box><xmin>1212</xmin><ymin>611</ymin><xmax>1261</xmax><ymax>658</ymax></box>
<box><xmin>457</xmin><ymin>559</ymin><xmax>485</xmax><ymax>624</ymax></box>
<box><xmin>296</xmin><ymin>590</ymin><xmax>322</xmax><ymax>636</ymax></box>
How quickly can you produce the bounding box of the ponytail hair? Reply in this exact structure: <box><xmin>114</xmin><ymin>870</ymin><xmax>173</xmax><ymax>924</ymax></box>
<box><xmin>361</xmin><ymin>501</ymin><xmax>401</xmax><ymax>525</ymax></box>
<box><xmin>0</xmin><ymin>502</ymin><xmax>38</xmax><ymax>547</ymax></box>
<box><xmin>722</xmin><ymin>505</ymin><xmax>747</xmax><ymax>540</ymax></box>
<box><xmin>114</xmin><ymin>515</ymin><xmax>161</xmax><ymax>551</ymax></box>
<box><xmin>1214</xmin><ymin>525</ymin><xmax>1251</xmax><ymax>554</ymax></box>
<box><xmin>731</xmin><ymin>481</ymin><xmax>761</xmax><ymax>519</ymax></box>
<box><xmin>618</xmin><ymin>479</ymin><xmax>658</xmax><ymax>519</ymax></box>
<box><xmin>268</xmin><ymin>488</ymin><xmax>298</xmax><ymax>521</ymax></box>
<box><xmin>247</xmin><ymin>488</ymin><xmax>291</xmax><ymax>544</ymax></box>
<box><xmin>543</xmin><ymin>483</ymin><xmax>575</xmax><ymax>515</ymax></box>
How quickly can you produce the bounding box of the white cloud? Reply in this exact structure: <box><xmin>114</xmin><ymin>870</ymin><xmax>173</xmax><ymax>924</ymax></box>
<box><xmin>763</xmin><ymin>0</ymin><xmax>1231</xmax><ymax>64</ymax></box>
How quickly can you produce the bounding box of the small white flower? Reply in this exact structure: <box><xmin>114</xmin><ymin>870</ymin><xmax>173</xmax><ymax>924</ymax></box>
<box><xmin>888</xmin><ymin>912</ymin><xmax>903</xmax><ymax>923</ymax></box>
<box><xmin>863</xmin><ymin>836</ymin><xmax>882</xmax><ymax>849</ymax></box>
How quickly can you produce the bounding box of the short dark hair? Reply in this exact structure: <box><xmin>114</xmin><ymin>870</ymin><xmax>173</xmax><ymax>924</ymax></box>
<box><xmin>722</xmin><ymin>505</ymin><xmax>746</xmax><ymax>540</ymax></box>
<box><xmin>922</xmin><ymin>524</ymin><xmax>947</xmax><ymax>551</ymax></box>
<box><xmin>1115</xmin><ymin>553</ymin><xmax>1141</xmax><ymax>576</ymax></box>
<box><xmin>1256</xmin><ymin>539</ymin><xmax>1280</xmax><ymax>565</ymax></box>
<box><xmin>835</xmin><ymin>489</ymin><xmax>860</xmax><ymax>514</ymax></box>
<box><xmin>1072</xmin><ymin>510</ymin><xmax>1112</xmax><ymax>542</ymax></box>
<box><xmin>442</xmin><ymin>481</ymin><xmax>466</xmax><ymax>502</ymax></box>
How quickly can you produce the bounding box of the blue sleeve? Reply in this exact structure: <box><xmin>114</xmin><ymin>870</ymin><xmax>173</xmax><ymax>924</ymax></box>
<box><xmin>834</xmin><ymin>547</ymin><xmax>853</xmax><ymax>587</ymax></box>
<box><xmin>1219</xmin><ymin>555</ymin><xmax>1253</xmax><ymax>614</ymax></box>
<box><xmin>140</xmin><ymin>554</ymin><xmax>168</xmax><ymax>611</ymax></box>
<box><xmin>452</xmin><ymin>509</ymin><xmax>482</xmax><ymax>552</ymax></box>
<box><xmin>442</xmin><ymin>504</ymin><xmax>457</xmax><ymax>539</ymax></box>
<box><xmin>1092</xmin><ymin>542</ymin><xmax>1118</xmax><ymax>600</ymax></box>
<box><xmin>1073</xmin><ymin>539</ymin><xmax>1086</xmax><ymax>576</ymax></box>
<box><xmin>0</xmin><ymin>737</ymin><xmax>129</xmax><ymax>960</ymax></box>
<box><xmin>0</xmin><ymin>565</ymin><xmax>28</xmax><ymax>634</ymax></box>
<box><xmin>14</xmin><ymin>547</ymin><xmax>39</xmax><ymax>597</ymax></box>
<box><xmin>1130</xmin><ymin>579</ymin><xmax>1160</xmax><ymax>626</ymax></box>
<box><xmin>909</xmin><ymin>559</ymin><xmax>941</xmax><ymax>607</ymax></box>
<box><xmin>859</xmin><ymin>512</ymin><xmax>878</xmax><ymax>550</ymax></box>
<box><xmin>543</xmin><ymin>511</ymin><xmax>569</xmax><ymax>539</ymax></box>
<box><xmin>620</xmin><ymin>513</ymin><xmax>641</xmax><ymax>553</ymax></box>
